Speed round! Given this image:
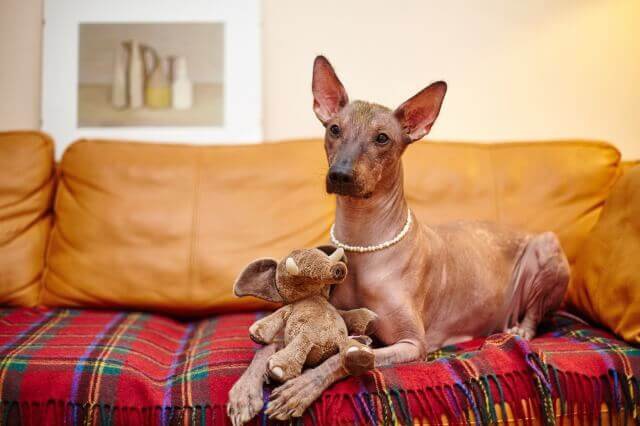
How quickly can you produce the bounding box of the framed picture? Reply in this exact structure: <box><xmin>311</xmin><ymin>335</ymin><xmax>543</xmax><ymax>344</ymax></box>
<box><xmin>42</xmin><ymin>0</ymin><xmax>261</xmax><ymax>156</ymax></box>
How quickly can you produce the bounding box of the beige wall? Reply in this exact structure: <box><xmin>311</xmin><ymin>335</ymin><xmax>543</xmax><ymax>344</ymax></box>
<box><xmin>263</xmin><ymin>0</ymin><xmax>640</xmax><ymax>158</ymax></box>
<box><xmin>1</xmin><ymin>0</ymin><xmax>639</xmax><ymax>158</ymax></box>
<box><xmin>0</xmin><ymin>0</ymin><xmax>42</xmax><ymax>130</ymax></box>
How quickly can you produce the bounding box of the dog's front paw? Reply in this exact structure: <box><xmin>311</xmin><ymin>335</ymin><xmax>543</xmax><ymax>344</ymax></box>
<box><xmin>266</xmin><ymin>369</ymin><xmax>326</xmax><ymax>420</ymax></box>
<box><xmin>227</xmin><ymin>375</ymin><xmax>264</xmax><ymax>426</ymax></box>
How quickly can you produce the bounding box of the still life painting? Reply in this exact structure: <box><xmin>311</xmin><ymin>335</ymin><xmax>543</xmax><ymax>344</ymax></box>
<box><xmin>42</xmin><ymin>0</ymin><xmax>261</xmax><ymax>154</ymax></box>
<box><xmin>77</xmin><ymin>22</ymin><xmax>224</xmax><ymax>127</ymax></box>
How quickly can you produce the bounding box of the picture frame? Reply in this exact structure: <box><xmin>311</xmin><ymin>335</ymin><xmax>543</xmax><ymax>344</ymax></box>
<box><xmin>42</xmin><ymin>0</ymin><xmax>261</xmax><ymax>156</ymax></box>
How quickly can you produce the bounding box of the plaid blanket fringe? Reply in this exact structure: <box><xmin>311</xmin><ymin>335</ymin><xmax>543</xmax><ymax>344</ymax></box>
<box><xmin>0</xmin><ymin>309</ymin><xmax>638</xmax><ymax>425</ymax></box>
<box><xmin>1</xmin><ymin>369</ymin><xmax>638</xmax><ymax>425</ymax></box>
<box><xmin>0</xmin><ymin>401</ymin><xmax>224</xmax><ymax>426</ymax></box>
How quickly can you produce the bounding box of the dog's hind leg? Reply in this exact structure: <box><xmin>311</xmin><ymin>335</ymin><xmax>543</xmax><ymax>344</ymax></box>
<box><xmin>506</xmin><ymin>232</ymin><xmax>570</xmax><ymax>340</ymax></box>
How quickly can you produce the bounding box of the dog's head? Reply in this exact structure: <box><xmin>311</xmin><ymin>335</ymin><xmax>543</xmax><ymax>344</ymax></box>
<box><xmin>312</xmin><ymin>56</ymin><xmax>447</xmax><ymax>198</ymax></box>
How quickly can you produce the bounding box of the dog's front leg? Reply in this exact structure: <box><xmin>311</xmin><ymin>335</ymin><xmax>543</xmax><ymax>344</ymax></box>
<box><xmin>227</xmin><ymin>343</ymin><xmax>277</xmax><ymax>426</ymax></box>
<box><xmin>265</xmin><ymin>339</ymin><xmax>423</xmax><ymax>420</ymax></box>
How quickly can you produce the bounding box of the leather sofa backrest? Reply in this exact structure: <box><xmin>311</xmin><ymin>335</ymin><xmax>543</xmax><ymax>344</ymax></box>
<box><xmin>41</xmin><ymin>138</ymin><xmax>621</xmax><ymax>313</ymax></box>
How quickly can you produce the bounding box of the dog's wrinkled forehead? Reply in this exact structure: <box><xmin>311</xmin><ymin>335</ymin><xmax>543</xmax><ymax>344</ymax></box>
<box><xmin>339</xmin><ymin>101</ymin><xmax>395</xmax><ymax>130</ymax></box>
<box><xmin>346</xmin><ymin>101</ymin><xmax>391</xmax><ymax>122</ymax></box>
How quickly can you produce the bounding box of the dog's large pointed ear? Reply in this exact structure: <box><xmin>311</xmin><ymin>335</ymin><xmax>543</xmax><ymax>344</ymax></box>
<box><xmin>394</xmin><ymin>81</ymin><xmax>447</xmax><ymax>142</ymax></box>
<box><xmin>312</xmin><ymin>56</ymin><xmax>349</xmax><ymax>125</ymax></box>
<box><xmin>233</xmin><ymin>259</ymin><xmax>283</xmax><ymax>303</ymax></box>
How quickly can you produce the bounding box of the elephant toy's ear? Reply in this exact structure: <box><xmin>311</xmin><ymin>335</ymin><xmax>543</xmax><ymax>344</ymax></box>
<box><xmin>233</xmin><ymin>258</ymin><xmax>283</xmax><ymax>303</ymax></box>
<box><xmin>316</xmin><ymin>245</ymin><xmax>348</xmax><ymax>264</ymax></box>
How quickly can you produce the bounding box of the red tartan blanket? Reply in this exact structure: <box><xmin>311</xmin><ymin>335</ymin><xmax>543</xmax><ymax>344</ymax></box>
<box><xmin>0</xmin><ymin>308</ymin><xmax>638</xmax><ymax>425</ymax></box>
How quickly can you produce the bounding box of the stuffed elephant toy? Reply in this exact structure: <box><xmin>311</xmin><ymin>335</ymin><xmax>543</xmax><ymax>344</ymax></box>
<box><xmin>233</xmin><ymin>246</ymin><xmax>378</xmax><ymax>382</ymax></box>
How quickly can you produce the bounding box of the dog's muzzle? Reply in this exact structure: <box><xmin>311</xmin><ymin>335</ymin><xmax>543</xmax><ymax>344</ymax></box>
<box><xmin>326</xmin><ymin>165</ymin><xmax>359</xmax><ymax>196</ymax></box>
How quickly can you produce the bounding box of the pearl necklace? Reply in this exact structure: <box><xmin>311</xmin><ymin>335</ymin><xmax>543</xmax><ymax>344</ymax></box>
<box><xmin>330</xmin><ymin>210</ymin><xmax>412</xmax><ymax>253</ymax></box>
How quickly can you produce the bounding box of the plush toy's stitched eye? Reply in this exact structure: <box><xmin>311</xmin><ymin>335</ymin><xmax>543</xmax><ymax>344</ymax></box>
<box><xmin>329</xmin><ymin>124</ymin><xmax>341</xmax><ymax>136</ymax></box>
<box><xmin>375</xmin><ymin>133</ymin><xmax>390</xmax><ymax>145</ymax></box>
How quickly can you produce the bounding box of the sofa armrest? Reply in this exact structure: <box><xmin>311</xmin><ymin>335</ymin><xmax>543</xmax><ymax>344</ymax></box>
<box><xmin>0</xmin><ymin>131</ymin><xmax>56</xmax><ymax>307</ymax></box>
<box><xmin>568</xmin><ymin>164</ymin><xmax>640</xmax><ymax>344</ymax></box>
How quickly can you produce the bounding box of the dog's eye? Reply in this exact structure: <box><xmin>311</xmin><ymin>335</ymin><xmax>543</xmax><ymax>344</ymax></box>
<box><xmin>329</xmin><ymin>125</ymin><xmax>341</xmax><ymax>137</ymax></box>
<box><xmin>375</xmin><ymin>133</ymin><xmax>390</xmax><ymax>145</ymax></box>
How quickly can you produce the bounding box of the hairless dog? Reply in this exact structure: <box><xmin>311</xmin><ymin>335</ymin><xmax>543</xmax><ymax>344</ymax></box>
<box><xmin>227</xmin><ymin>56</ymin><xmax>570</xmax><ymax>424</ymax></box>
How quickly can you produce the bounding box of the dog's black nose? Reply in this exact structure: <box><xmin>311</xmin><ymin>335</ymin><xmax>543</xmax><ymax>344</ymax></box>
<box><xmin>328</xmin><ymin>166</ymin><xmax>354</xmax><ymax>185</ymax></box>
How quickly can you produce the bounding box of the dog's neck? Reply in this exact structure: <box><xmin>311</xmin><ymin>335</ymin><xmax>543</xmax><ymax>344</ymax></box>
<box><xmin>334</xmin><ymin>162</ymin><xmax>409</xmax><ymax>247</ymax></box>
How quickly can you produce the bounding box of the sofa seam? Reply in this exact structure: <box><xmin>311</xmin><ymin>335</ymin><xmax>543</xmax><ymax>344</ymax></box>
<box><xmin>37</xmin><ymin>147</ymin><xmax>59</xmax><ymax>307</ymax></box>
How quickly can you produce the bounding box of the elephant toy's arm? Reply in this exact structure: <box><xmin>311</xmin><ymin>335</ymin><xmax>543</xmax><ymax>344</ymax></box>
<box><xmin>337</xmin><ymin>308</ymin><xmax>378</xmax><ymax>376</ymax></box>
<box><xmin>249</xmin><ymin>305</ymin><xmax>292</xmax><ymax>344</ymax></box>
<box><xmin>338</xmin><ymin>308</ymin><xmax>378</xmax><ymax>336</ymax></box>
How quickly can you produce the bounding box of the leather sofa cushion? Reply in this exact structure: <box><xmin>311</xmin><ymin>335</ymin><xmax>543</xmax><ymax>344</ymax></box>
<box><xmin>0</xmin><ymin>131</ymin><xmax>55</xmax><ymax>306</ymax></box>
<box><xmin>404</xmin><ymin>141</ymin><xmax>621</xmax><ymax>268</ymax></box>
<box><xmin>569</xmin><ymin>165</ymin><xmax>640</xmax><ymax>343</ymax></box>
<box><xmin>42</xmin><ymin>140</ymin><xmax>333</xmax><ymax>313</ymax></box>
<box><xmin>42</xmin><ymin>139</ymin><xmax>620</xmax><ymax>313</ymax></box>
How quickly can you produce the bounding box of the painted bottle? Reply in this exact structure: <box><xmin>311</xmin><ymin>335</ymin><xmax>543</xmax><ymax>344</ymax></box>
<box><xmin>125</xmin><ymin>40</ymin><xmax>144</xmax><ymax>109</ymax></box>
<box><xmin>145</xmin><ymin>49</ymin><xmax>171</xmax><ymax>109</ymax></box>
<box><xmin>171</xmin><ymin>56</ymin><xmax>193</xmax><ymax>110</ymax></box>
<box><xmin>111</xmin><ymin>44</ymin><xmax>127</xmax><ymax>109</ymax></box>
